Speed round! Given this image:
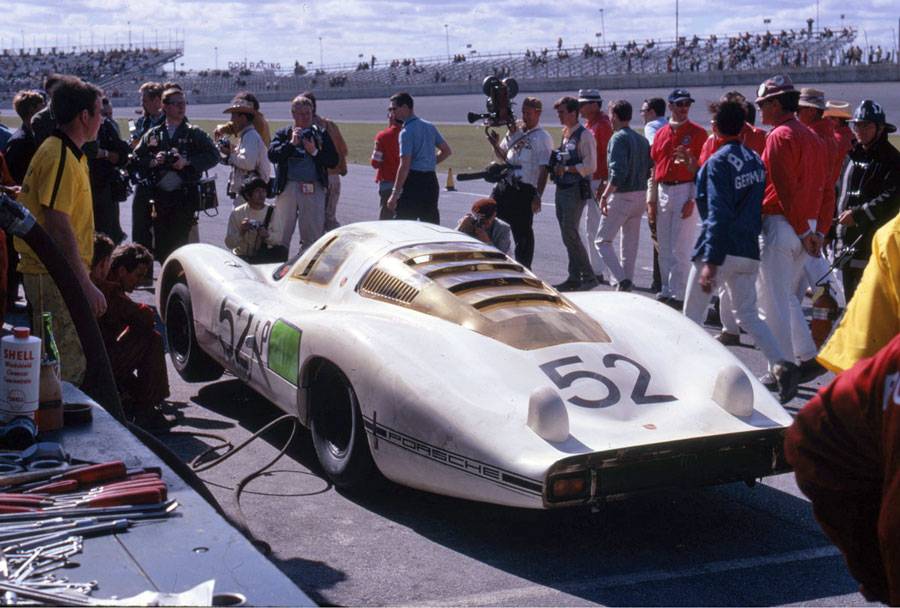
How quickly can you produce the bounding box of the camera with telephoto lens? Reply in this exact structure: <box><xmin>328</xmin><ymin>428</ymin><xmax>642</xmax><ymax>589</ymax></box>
<box><xmin>467</xmin><ymin>76</ymin><xmax>518</xmax><ymax>127</ymax></box>
<box><xmin>161</xmin><ymin>148</ymin><xmax>180</xmax><ymax>166</ymax></box>
<box><xmin>217</xmin><ymin>137</ymin><xmax>231</xmax><ymax>150</ymax></box>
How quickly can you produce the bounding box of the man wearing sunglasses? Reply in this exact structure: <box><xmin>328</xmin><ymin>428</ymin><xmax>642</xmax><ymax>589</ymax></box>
<box><xmin>133</xmin><ymin>88</ymin><xmax>218</xmax><ymax>262</ymax></box>
<box><xmin>649</xmin><ymin>88</ymin><xmax>707</xmax><ymax>307</ymax></box>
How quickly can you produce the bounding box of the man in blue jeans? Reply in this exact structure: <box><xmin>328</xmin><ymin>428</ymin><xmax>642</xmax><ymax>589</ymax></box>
<box><xmin>386</xmin><ymin>92</ymin><xmax>452</xmax><ymax>223</ymax></box>
<box><xmin>551</xmin><ymin>96</ymin><xmax>597</xmax><ymax>291</ymax></box>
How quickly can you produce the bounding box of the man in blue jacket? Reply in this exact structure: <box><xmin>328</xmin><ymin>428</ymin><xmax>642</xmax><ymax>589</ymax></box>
<box><xmin>683</xmin><ymin>100</ymin><xmax>799</xmax><ymax>403</ymax></box>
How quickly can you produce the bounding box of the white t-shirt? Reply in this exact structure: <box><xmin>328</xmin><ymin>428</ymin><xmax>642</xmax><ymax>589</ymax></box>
<box><xmin>500</xmin><ymin>127</ymin><xmax>554</xmax><ymax>188</ymax></box>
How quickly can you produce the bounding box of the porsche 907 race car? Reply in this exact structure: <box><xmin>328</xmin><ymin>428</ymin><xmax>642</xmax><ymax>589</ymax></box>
<box><xmin>158</xmin><ymin>221</ymin><xmax>794</xmax><ymax>509</ymax></box>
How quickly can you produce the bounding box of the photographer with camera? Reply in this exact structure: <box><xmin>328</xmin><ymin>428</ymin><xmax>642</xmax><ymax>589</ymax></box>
<box><xmin>218</xmin><ymin>95</ymin><xmax>271</xmax><ymax>206</ymax></box>
<box><xmin>132</xmin><ymin>87</ymin><xmax>219</xmax><ymax>262</ymax></box>
<box><xmin>485</xmin><ymin>96</ymin><xmax>552</xmax><ymax>268</ymax></box>
<box><xmin>86</xmin><ymin>97</ymin><xmax>130</xmax><ymax>244</ymax></box>
<box><xmin>456</xmin><ymin>198</ymin><xmax>512</xmax><ymax>255</ymax></box>
<box><xmin>225</xmin><ymin>176</ymin><xmax>287</xmax><ymax>264</ymax></box>
<box><xmin>550</xmin><ymin>96</ymin><xmax>597</xmax><ymax>292</ymax></box>
<box><xmin>268</xmin><ymin>95</ymin><xmax>339</xmax><ymax>253</ymax></box>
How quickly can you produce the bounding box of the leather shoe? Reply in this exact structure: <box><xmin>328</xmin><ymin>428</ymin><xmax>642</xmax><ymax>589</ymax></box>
<box><xmin>616</xmin><ymin>279</ymin><xmax>633</xmax><ymax>292</ymax></box>
<box><xmin>715</xmin><ymin>332</ymin><xmax>741</xmax><ymax>346</ymax></box>
<box><xmin>758</xmin><ymin>372</ymin><xmax>777</xmax><ymax>390</ymax></box>
<box><xmin>577</xmin><ymin>277</ymin><xmax>599</xmax><ymax>291</ymax></box>
<box><xmin>773</xmin><ymin>361</ymin><xmax>800</xmax><ymax>403</ymax></box>
<box><xmin>553</xmin><ymin>280</ymin><xmax>581</xmax><ymax>292</ymax></box>
<box><xmin>799</xmin><ymin>358</ymin><xmax>827</xmax><ymax>383</ymax></box>
<box><xmin>595</xmin><ymin>274</ymin><xmax>609</xmax><ymax>285</ymax></box>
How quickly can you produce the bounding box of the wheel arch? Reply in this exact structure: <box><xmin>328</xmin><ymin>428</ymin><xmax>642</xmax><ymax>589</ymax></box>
<box><xmin>159</xmin><ymin>259</ymin><xmax>187</xmax><ymax>323</ymax></box>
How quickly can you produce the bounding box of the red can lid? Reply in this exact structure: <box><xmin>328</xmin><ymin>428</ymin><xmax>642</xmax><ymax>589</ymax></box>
<box><xmin>13</xmin><ymin>327</ymin><xmax>30</xmax><ymax>339</ymax></box>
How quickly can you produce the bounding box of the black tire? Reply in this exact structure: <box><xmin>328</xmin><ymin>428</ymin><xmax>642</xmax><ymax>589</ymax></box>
<box><xmin>309</xmin><ymin>362</ymin><xmax>377</xmax><ymax>489</ymax></box>
<box><xmin>165</xmin><ymin>282</ymin><xmax>224</xmax><ymax>382</ymax></box>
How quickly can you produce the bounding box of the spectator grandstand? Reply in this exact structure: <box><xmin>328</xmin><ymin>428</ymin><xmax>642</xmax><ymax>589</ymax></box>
<box><xmin>0</xmin><ymin>25</ymin><xmax>876</xmax><ymax>105</ymax></box>
<box><xmin>0</xmin><ymin>44</ymin><xmax>181</xmax><ymax>101</ymax></box>
<box><xmin>170</xmin><ymin>25</ymin><xmax>862</xmax><ymax>99</ymax></box>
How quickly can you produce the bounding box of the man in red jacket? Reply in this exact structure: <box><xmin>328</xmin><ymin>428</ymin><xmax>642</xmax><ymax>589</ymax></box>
<box><xmin>578</xmin><ymin>89</ymin><xmax>613</xmax><ymax>284</ymax></box>
<box><xmin>371</xmin><ymin>106</ymin><xmax>401</xmax><ymax>220</ymax></box>
<box><xmin>797</xmin><ymin>88</ymin><xmax>842</xmax><ymax>305</ymax></box>
<box><xmin>754</xmin><ymin>75</ymin><xmax>823</xmax><ymax>386</ymax></box>
<box><xmin>649</xmin><ymin>88</ymin><xmax>706</xmax><ymax>307</ymax></box>
<box><xmin>785</xmin><ymin>333</ymin><xmax>900</xmax><ymax>605</ymax></box>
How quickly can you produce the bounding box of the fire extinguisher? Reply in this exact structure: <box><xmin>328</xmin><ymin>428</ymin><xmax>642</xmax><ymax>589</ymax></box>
<box><xmin>810</xmin><ymin>285</ymin><xmax>840</xmax><ymax>348</ymax></box>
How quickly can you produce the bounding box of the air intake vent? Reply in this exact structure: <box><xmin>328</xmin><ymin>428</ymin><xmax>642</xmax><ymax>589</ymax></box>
<box><xmin>359</xmin><ymin>268</ymin><xmax>420</xmax><ymax>304</ymax></box>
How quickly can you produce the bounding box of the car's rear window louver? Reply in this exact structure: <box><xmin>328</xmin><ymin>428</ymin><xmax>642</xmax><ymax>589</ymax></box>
<box><xmin>359</xmin><ymin>267</ymin><xmax>420</xmax><ymax>304</ymax></box>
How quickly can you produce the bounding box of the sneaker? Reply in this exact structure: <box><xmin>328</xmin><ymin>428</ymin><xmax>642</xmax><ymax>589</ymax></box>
<box><xmin>772</xmin><ymin>361</ymin><xmax>800</xmax><ymax>403</ymax></box>
<box><xmin>798</xmin><ymin>358</ymin><xmax>827</xmax><ymax>384</ymax></box>
<box><xmin>553</xmin><ymin>279</ymin><xmax>581</xmax><ymax>292</ymax></box>
<box><xmin>758</xmin><ymin>372</ymin><xmax>778</xmax><ymax>390</ymax></box>
<box><xmin>715</xmin><ymin>331</ymin><xmax>741</xmax><ymax>346</ymax></box>
<box><xmin>616</xmin><ymin>279</ymin><xmax>633</xmax><ymax>292</ymax></box>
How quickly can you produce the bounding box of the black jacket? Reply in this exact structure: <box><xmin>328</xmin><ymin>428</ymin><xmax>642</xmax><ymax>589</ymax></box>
<box><xmin>132</xmin><ymin>119</ymin><xmax>218</xmax><ymax>186</ymax></box>
<box><xmin>837</xmin><ymin>132</ymin><xmax>900</xmax><ymax>261</ymax></box>
<box><xmin>268</xmin><ymin>124</ymin><xmax>338</xmax><ymax>194</ymax></box>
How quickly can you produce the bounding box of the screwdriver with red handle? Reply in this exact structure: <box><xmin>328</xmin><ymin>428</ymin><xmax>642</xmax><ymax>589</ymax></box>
<box><xmin>22</xmin><ymin>471</ymin><xmax>162</xmax><ymax>495</ymax></box>
<box><xmin>7</xmin><ymin>461</ymin><xmax>161</xmax><ymax>493</ymax></box>
<box><xmin>0</xmin><ymin>487</ymin><xmax>166</xmax><ymax>512</ymax></box>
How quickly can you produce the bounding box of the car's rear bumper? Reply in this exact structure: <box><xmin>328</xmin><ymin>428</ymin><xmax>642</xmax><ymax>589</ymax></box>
<box><xmin>543</xmin><ymin>428</ymin><xmax>790</xmax><ymax>508</ymax></box>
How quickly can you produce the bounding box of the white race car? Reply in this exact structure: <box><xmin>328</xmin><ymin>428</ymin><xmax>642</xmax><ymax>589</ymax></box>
<box><xmin>158</xmin><ymin>221</ymin><xmax>793</xmax><ymax>509</ymax></box>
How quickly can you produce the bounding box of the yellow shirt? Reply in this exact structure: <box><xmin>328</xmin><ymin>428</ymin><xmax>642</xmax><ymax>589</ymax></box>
<box><xmin>15</xmin><ymin>133</ymin><xmax>95</xmax><ymax>274</ymax></box>
<box><xmin>818</xmin><ymin>212</ymin><xmax>900</xmax><ymax>372</ymax></box>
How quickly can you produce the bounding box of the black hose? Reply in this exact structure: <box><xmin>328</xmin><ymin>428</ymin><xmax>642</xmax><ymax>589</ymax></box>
<box><xmin>0</xmin><ymin>193</ymin><xmax>124</xmax><ymax>422</ymax></box>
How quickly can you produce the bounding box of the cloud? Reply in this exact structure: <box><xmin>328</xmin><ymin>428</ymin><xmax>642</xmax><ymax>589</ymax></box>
<box><xmin>0</xmin><ymin>0</ymin><xmax>893</xmax><ymax>72</ymax></box>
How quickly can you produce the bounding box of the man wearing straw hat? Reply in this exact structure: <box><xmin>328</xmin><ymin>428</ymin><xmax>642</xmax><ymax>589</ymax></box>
<box><xmin>218</xmin><ymin>95</ymin><xmax>271</xmax><ymax>206</ymax></box>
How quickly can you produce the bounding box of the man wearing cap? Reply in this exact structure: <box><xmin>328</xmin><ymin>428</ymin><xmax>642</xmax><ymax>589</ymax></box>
<box><xmin>485</xmin><ymin>96</ymin><xmax>553</xmax><ymax>268</ymax></box>
<box><xmin>218</xmin><ymin>95</ymin><xmax>271</xmax><ymax>206</ymax></box>
<box><xmin>797</xmin><ymin>88</ymin><xmax>841</xmax><ymax>298</ymax></box>
<box><xmin>550</xmin><ymin>96</ymin><xmax>598</xmax><ymax>292</ymax></box>
<box><xmin>578</xmin><ymin>89</ymin><xmax>613</xmax><ymax>283</ymax></box>
<box><xmin>824</xmin><ymin>101</ymin><xmax>855</xmax><ymax>162</ymax></box>
<box><xmin>754</xmin><ymin>74</ymin><xmax>824</xmax><ymax>384</ymax></box>
<box><xmin>649</xmin><ymin>88</ymin><xmax>707</xmax><ymax>306</ymax></box>
<box><xmin>456</xmin><ymin>198</ymin><xmax>512</xmax><ymax>255</ymax></box>
<box><xmin>132</xmin><ymin>87</ymin><xmax>219</xmax><ymax>262</ymax></box>
<box><xmin>595</xmin><ymin>100</ymin><xmax>652</xmax><ymax>293</ymax></box>
<box><xmin>835</xmin><ymin>99</ymin><xmax>900</xmax><ymax>300</ymax></box>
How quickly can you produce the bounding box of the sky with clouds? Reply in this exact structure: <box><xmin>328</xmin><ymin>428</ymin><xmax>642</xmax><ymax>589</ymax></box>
<box><xmin>0</xmin><ymin>0</ymin><xmax>896</xmax><ymax>71</ymax></box>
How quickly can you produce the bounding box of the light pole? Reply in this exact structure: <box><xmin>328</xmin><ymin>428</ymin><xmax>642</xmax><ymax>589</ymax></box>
<box><xmin>599</xmin><ymin>9</ymin><xmax>606</xmax><ymax>46</ymax></box>
<box><xmin>319</xmin><ymin>36</ymin><xmax>323</xmax><ymax>68</ymax></box>
<box><xmin>214</xmin><ymin>46</ymin><xmax>218</xmax><ymax>70</ymax></box>
<box><xmin>444</xmin><ymin>24</ymin><xmax>450</xmax><ymax>59</ymax></box>
<box><xmin>674</xmin><ymin>0</ymin><xmax>679</xmax><ymax>71</ymax></box>
<box><xmin>127</xmin><ymin>20</ymin><xmax>132</xmax><ymax>49</ymax></box>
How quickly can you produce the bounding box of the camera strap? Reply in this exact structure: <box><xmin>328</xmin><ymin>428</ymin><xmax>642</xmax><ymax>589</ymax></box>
<box><xmin>263</xmin><ymin>205</ymin><xmax>275</xmax><ymax>229</ymax></box>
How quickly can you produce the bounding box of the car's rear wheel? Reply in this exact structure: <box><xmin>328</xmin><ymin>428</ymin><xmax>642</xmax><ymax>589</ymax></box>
<box><xmin>309</xmin><ymin>362</ymin><xmax>377</xmax><ymax>489</ymax></box>
<box><xmin>165</xmin><ymin>282</ymin><xmax>224</xmax><ymax>382</ymax></box>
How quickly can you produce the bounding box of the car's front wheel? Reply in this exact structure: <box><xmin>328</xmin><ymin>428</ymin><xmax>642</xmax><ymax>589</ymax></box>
<box><xmin>165</xmin><ymin>282</ymin><xmax>224</xmax><ymax>382</ymax></box>
<box><xmin>309</xmin><ymin>362</ymin><xmax>377</xmax><ymax>489</ymax></box>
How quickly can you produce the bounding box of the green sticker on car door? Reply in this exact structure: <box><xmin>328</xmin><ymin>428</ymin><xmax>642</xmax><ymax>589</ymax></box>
<box><xmin>268</xmin><ymin>320</ymin><xmax>301</xmax><ymax>386</ymax></box>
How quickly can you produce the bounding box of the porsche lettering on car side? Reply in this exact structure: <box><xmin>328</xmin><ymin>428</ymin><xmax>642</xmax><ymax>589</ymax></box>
<box><xmin>158</xmin><ymin>221</ymin><xmax>794</xmax><ymax>509</ymax></box>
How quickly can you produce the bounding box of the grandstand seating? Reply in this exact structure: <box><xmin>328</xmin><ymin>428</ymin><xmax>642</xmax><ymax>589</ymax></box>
<box><xmin>0</xmin><ymin>27</ymin><xmax>862</xmax><ymax>103</ymax></box>
<box><xmin>0</xmin><ymin>46</ymin><xmax>180</xmax><ymax>100</ymax></box>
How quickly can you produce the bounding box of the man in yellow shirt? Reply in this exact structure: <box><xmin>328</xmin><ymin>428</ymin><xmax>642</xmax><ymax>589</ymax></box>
<box><xmin>15</xmin><ymin>75</ymin><xmax>107</xmax><ymax>385</ymax></box>
<box><xmin>818</xmin><ymin>211</ymin><xmax>900</xmax><ymax>372</ymax></box>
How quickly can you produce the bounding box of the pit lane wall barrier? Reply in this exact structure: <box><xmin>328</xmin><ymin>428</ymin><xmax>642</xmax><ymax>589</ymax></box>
<box><xmin>182</xmin><ymin>63</ymin><xmax>899</xmax><ymax>105</ymax></box>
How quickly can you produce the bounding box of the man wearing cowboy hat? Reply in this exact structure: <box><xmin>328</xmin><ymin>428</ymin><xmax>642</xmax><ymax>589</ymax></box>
<box><xmin>218</xmin><ymin>95</ymin><xmax>271</xmax><ymax>206</ymax></box>
<box><xmin>754</xmin><ymin>74</ymin><xmax>824</xmax><ymax>385</ymax></box>
<box><xmin>823</xmin><ymin>100</ymin><xmax>855</xmax><ymax>161</ymax></box>
<box><xmin>797</xmin><ymin>88</ymin><xmax>842</xmax><ymax>302</ymax></box>
<box><xmin>835</xmin><ymin>99</ymin><xmax>900</xmax><ymax>301</ymax></box>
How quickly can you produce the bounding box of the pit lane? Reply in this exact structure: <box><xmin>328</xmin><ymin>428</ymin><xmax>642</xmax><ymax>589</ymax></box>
<box><xmin>124</xmin><ymin>162</ymin><xmax>872</xmax><ymax>606</ymax></box>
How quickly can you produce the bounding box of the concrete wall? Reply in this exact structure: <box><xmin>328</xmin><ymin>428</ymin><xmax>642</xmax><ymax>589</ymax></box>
<box><xmin>183</xmin><ymin>63</ymin><xmax>899</xmax><ymax>106</ymax></box>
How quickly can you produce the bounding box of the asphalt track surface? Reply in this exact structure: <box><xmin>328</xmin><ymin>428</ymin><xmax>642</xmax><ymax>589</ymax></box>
<box><xmin>116</xmin><ymin>154</ymin><xmax>880</xmax><ymax>606</ymax></box>
<box><xmin>124</xmin><ymin>80</ymin><xmax>900</xmax><ymax>125</ymax></box>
